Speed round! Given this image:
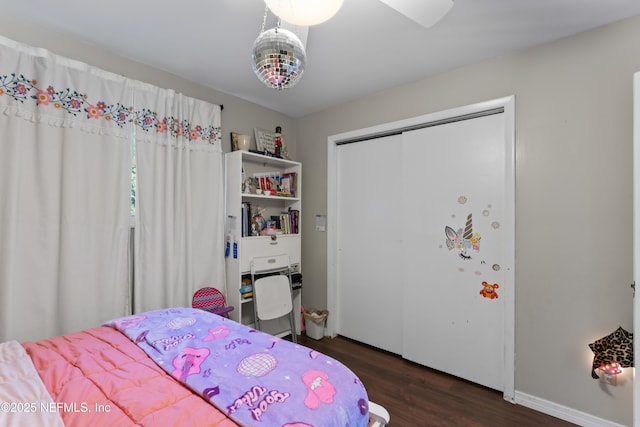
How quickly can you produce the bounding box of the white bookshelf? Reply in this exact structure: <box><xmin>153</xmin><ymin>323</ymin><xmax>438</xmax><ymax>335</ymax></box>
<box><xmin>224</xmin><ymin>151</ymin><xmax>302</xmax><ymax>333</ymax></box>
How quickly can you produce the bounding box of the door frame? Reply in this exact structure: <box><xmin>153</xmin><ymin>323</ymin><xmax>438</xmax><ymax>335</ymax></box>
<box><xmin>633</xmin><ymin>72</ymin><xmax>639</xmax><ymax>427</ymax></box>
<box><xmin>327</xmin><ymin>95</ymin><xmax>516</xmax><ymax>401</ymax></box>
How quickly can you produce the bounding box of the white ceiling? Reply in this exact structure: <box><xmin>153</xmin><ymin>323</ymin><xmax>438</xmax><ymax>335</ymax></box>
<box><xmin>3</xmin><ymin>0</ymin><xmax>640</xmax><ymax>118</ymax></box>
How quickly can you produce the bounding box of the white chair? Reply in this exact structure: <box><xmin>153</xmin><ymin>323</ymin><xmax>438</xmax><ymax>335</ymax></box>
<box><xmin>251</xmin><ymin>254</ymin><xmax>297</xmax><ymax>343</ymax></box>
<box><xmin>368</xmin><ymin>401</ymin><xmax>390</xmax><ymax>427</ymax></box>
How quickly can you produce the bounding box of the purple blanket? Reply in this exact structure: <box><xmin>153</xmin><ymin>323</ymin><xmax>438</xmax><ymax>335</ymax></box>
<box><xmin>106</xmin><ymin>308</ymin><xmax>369</xmax><ymax>427</ymax></box>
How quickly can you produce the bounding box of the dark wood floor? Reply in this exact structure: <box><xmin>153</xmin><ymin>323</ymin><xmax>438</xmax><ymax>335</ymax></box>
<box><xmin>296</xmin><ymin>333</ymin><xmax>577</xmax><ymax>427</ymax></box>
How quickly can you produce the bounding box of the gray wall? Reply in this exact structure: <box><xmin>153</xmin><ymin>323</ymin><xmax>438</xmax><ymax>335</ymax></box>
<box><xmin>297</xmin><ymin>16</ymin><xmax>640</xmax><ymax>426</ymax></box>
<box><xmin>1</xmin><ymin>11</ymin><xmax>637</xmax><ymax>426</ymax></box>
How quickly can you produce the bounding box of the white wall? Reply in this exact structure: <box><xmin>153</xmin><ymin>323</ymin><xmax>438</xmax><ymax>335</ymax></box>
<box><xmin>297</xmin><ymin>16</ymin><xmax>640</xmax><ymax>427</ymax></box>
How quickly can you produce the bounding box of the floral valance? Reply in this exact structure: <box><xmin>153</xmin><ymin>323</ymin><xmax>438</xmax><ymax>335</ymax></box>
<box><xmin>0</xmin><ymin>35</ymin><xmax>221</xmax><ymax>148</ymax></box>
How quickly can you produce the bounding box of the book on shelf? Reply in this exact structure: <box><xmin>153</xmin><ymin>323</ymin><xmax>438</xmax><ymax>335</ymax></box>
<box><xmin>240</xmin><ymin>277</ymin><xmax>253</xmax><ymax>299</ymax></box>
<box><xmin>241</xmin><ymin>202</ymin><xmax>252</xmax><ymax>237</ymax></box>
<box><xmin>265</xmin><ymin>209</ymin><xmax>299</xmax><ymax>235</ymax></box>
<box><xmin>280</xmin><ymin>213</ymin><xmax>290</xmax><ymax>234</ymax></box>
<box><xmin>288</xmin><ymin>209</ymin><xmax>299</xmax><ymax>234</ymax></box>
<box><xmin>240</xmin><ymin>195</ymin><xmax>298</xmax><ymax>237</ymax></box>
<box><xmin>241</xmin><ymin>203</ymin><xmax>247</xmax><ymax>237</ymax></box>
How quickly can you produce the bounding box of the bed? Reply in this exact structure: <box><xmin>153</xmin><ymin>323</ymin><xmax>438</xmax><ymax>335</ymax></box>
<box><xmin>2</xmin><ymin>307</ymin><xmax>389</xmax><ymax>426</ymax></box>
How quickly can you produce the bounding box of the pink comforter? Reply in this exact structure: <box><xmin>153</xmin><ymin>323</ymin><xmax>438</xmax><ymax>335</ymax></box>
<box><xmin>23</xmin><ymin>326</ymin><xmax>238</xmax><ymax>427</ymax></box>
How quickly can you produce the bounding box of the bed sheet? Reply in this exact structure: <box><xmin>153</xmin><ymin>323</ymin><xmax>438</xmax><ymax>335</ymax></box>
<box><xmin>0</xmin><ymin>340</ymin><xmax>64</xmax><ymax>427</ymax></box>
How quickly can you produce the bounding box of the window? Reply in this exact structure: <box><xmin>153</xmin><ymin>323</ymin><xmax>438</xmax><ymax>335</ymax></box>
<box><xmin>130</xmin><ymin>128</ymin><xmax>137</xmax><ymax>225</ymax></box>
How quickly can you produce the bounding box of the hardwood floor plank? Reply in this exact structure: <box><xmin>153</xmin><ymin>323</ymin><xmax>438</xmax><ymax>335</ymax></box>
<box><xmin>297</xmin><ymin>334</ymin><xmax>577</xmax><ymax>426</ymax></box>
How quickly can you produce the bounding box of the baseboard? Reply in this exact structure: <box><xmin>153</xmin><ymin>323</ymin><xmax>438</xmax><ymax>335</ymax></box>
<box><xmin>514</xmin><ymin>391</ymin><xmax>626</xmax><ymax>427</ymax></box>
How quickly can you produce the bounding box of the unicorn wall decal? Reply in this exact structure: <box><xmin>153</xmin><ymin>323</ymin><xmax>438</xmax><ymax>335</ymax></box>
<box><xmin>445</xmin><ymin>213</ymin><xmax>481</xmax><ymax>260</ymax></box>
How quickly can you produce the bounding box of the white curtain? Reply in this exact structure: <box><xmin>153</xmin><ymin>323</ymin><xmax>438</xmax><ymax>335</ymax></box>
<box><xmin>0</xmin><ymin>37</ymin><xmax>132</xmax><ymax>342</ymax></box>
<box><xmin>132</xmin><ymin>82</ymin><xmax>225</xmax><ymax>313</ymax></box>
<box><xmin>0</xmin><ymin>36</ymin><xmax>226</xmax><ymax>342</ymax></box>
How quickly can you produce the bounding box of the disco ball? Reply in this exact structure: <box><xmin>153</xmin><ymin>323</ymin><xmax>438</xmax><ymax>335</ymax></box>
<box><xmin>251</xmin><ymin>27</ymin><xmax>306</xmax><ymax>90</ymax></box>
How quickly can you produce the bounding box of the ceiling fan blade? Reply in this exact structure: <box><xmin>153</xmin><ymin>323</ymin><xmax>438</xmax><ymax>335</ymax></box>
<box><xmin>378</xmin><ymin>0</ymin><xmax>454</xmax><ymax>28</ymax></box>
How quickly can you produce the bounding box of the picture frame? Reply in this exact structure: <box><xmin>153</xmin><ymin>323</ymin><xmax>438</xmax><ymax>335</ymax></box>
<box><xmin>254</xmin><ymin>128</ymin><xmax>277</xmax><ymax>155</ymax></box>
<box><xmin>230</xmin><ymin>132</ymin><xmax>240</xmax><ymax>151</ymax></box>
<box><xmin>280</xmin><ymin>175</ymin><xmax>292</xmax><ymax>195</ymax></box>
<box><xmin>231</xmin><ymin>132</ymin><xmax>251</xmax><ymax>151</ymax></box>
<box><xmin>281</xmin><ymin>172</ymin><xmax>297</xmax><ymax>198</ymax></box>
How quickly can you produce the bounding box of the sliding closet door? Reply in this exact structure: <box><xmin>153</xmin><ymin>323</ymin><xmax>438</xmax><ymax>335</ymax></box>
<box><xmin>401</xmin><ymin>113</ymin><xmax>507</xmax><ymax>391</ymax></box>
<box><xmin>336</xmin><ymin>135</ymin><xmax>403</xmax><ymax>354</ymax></box>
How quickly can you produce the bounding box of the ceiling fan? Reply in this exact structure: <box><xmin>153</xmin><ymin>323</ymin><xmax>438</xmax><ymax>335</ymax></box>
<box><xmin>378</xmin><ymin>0</ymin><xmax>454</xmax><ymax>28</ymax></box>
<box><xmin>253</xmin><ymin>0</ymin><xmax>454</xmax><ymax>89</ymax></box>
<box><xmin>265</xmin><ymin>0</ymin><xmax>454</xmax><ymax>28</ymax></box>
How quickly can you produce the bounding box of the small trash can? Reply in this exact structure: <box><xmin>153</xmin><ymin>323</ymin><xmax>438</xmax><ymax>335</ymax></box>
<box><xmin>303</xmin><ymin>309</ymin><xmax>328</xmax><ymax>340</ymax></box>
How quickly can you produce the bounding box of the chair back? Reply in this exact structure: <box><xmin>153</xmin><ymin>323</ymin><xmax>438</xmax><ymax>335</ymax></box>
<box><xmin>254</xmin><ymin>275</ymin><xmax>293</xmax><ymax>321</ymax></box>
<box><xmin>192</xmin><ymin>287</ymin><xmax>234</xmax><ymax>317</ymax></box>
<box><xmin>250</xmin><ymin>254</ymin><xmax>296</xmax><ymax>343</ymax></box>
